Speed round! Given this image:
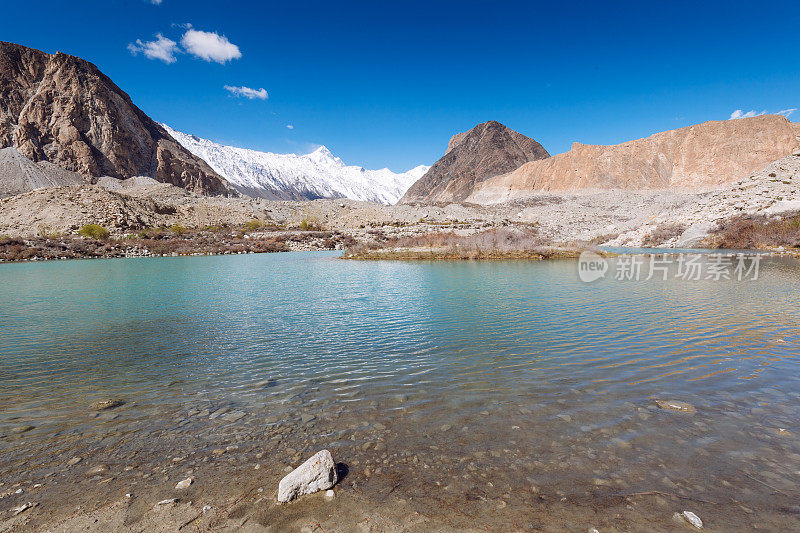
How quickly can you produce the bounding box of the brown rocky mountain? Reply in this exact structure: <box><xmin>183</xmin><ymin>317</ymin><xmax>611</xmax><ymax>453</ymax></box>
<box><xmin>0</xmin><ymin>41</ymin><xmax>232</xmax><ymax>195</ymax></box>
<box><xmin>399</xmin><ymin>120</ymin><xmax>550</xmax><ymax>204</ymax></box>
<box><xmin>468</xmin><ymin>115</ymin><xmax>800</xmax><ymax>204</ymax></box>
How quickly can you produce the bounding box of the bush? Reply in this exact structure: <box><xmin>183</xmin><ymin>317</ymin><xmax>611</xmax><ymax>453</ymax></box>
<box><xmin>170</xmin><ymin>223</ymin><xmax>188</xmax><ymax>236</ymax></box>
<box><xmin>242</xmin><ymin>219</ymin><xmax>263</xmax><ymax>232</ymax></box>
<box><xmin>299</xmin><ymin>218</ymin><xmax>323</xmax><ymax>231</ymax></box>
<box><xmin>78</xmin><ymin>224</ymin><xmax>110</xmax><ymax>240</ymax></box>
<box><xmin>705</xmin><ymin>213</ymin><xmax>800</xmax><ymax>249</ymax></box>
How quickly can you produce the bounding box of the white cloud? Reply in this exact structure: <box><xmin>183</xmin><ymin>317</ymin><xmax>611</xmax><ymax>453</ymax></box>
<box><xmin>286</xmin><ymin>124</ymin><xmax>294</xmax><ymax>129</ymax></box>
<box><xmin>224</xmin><ymin>85</ymin><xmax>269</xmax><ymax>100</ymax></box>
<box><xmin>181</xmin><ymin>29</ymin><xmax>241</xmax><ymax>64</ymax></box>
<box><xmin>148</xmin><ymin>0</ymin><xmax>163</xmax><ymax>5</ymax></box>
<box><xmin>127</xmin><ymin>34</ymin><xmax>179</xmax><ymax>64</ymax></box>
<box><xmin>730</xmin><ymin>108</ymin><xmax>796</xmax><ymax>120</ymax></box>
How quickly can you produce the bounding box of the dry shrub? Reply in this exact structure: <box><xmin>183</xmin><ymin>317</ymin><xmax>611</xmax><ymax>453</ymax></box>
<box><xmin>347</xmin><ymin>227</ymin><xmax>557</xmax><ymax>258</ymax></box>
<box><xmin>642</xmin><ymin>223</ymin><xmax>687</xmax><ymax>247</ymax></box>
<box><xmin>705</xmin><ymin>213</ymin><xmax>800</xmax><ymax>249</ymax></box>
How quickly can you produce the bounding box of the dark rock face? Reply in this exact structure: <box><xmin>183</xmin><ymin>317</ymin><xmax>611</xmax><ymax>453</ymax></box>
<box><xmin>400</xmin><ymin>120</ymin><xmax>549</xmax><ymax>204</ymax></box>
<box><xmin>0</xmin><ymin>42</ymin><xmax>232</xmax><ymax>195</ymax></box>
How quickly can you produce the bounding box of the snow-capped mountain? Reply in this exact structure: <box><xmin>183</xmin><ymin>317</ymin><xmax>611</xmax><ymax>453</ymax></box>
<box><xmin>162</xmin><ymin>124</ymin><xmax>429</xmax><ymax>204</ymax></box>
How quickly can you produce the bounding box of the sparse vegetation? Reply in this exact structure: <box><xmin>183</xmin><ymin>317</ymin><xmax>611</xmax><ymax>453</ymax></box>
<box><xmin>170</xmin><ymin>223</ymin><xmax>188</xmax><ymax>236</ymax></box>
<box><xmin>242</xmin><ymin>219</ymin><xmax>263</xmax><ymax>232</ymax></box>
<box><xmin>703</xmin><ymin>213</ymin><xmax>800</xmax><ymax>250</ymax></box>
<box><xmin>77</xmin><ymin>224</ymin><xmax>110</xmax><ymax>240</ymax></box>
<box><xmin>0</xmin><ymin>225</ymin><xmax>359</xmax><ymax>262</ymax></box>
<box><xmin>345</xmin><ymin>227</ymin><xmax>582</xmax><ymax>260</ymax></box>
<box><xmin>642</xmin><ymin>223</ymin><xmax>687</xmax><ymax>247</ymax></box>
<box><xmin>299</xmin><ymin>217</ymin><xmax>324</xmax><ymax>231</ymax></box>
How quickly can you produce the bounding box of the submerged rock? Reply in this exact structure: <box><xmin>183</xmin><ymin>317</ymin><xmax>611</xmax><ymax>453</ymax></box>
<box><xmin>174</xmin><ymin>477</ymin><xmax>193</xmax><ymax>490</ymax></box>
<box><xmin>12</xmin><ymin>502</ymin><xmax>37</xmax><ymax>515</ymax></box>
<box><xmin>85</xmin><ymin>465</ymin><xmax>109</xmax><ymax>477</ymax></box>
<box><xmin>91</xmin><ymin>399</ymin><xmax>125</xmax><ymax>411</ymax></box>
<box><xmin>677</xmin><ymin>510</ymin><xmax>703</xmax><ymax>529</ymax></box>
<box><xmin>655</xmin><ymin>400</ymin><xmax>696</xmax><ymax>414</ymax></box>
<box><xmin>277</xmin><ymin>450</ymin><xmax>338</xmax><ymax>503</ymax></box>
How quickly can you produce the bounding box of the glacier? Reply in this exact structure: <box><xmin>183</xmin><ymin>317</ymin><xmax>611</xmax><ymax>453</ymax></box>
<box><xmin>162</xmin><ymin>124</ymin><xmax>428</xmax><ymax>204</ymax></box>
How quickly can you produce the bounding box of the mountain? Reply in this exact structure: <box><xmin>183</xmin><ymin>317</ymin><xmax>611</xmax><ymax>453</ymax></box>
<box><xmin>399</xmin><ymin>120</ymin><xmax>550</xmax><ymax>204</ymax></box>
<box><xmin>0</xmin><ymin>146</ymin><xmax>84</xmax><ymax>197</ymax></box>
<box><xmin>0</xmin><ymin>41</ymin><xmax>231</xmax><ymax>195</ymax></box>
<box><xmin>163</xmin><ymin>125</ymin><xmax>429</xmax><ymax>204</ymax></box>
<box><xmin>468</xmin><ymin>115</ymin><xmax>800</xmax><ymax>204</ymax></box>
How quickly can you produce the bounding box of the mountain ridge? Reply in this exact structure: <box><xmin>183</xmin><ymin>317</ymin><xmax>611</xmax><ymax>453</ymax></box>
<box><xmin>467</xmin><ymin>115</ymin><xmax>800</xmax><ymax>204</ymax></box>
<box><xmin>400</xmin><ymin>120</ymin><xmax>550</xmax><ymax>204</ymax></box>
<box><xmin>0</xmin><ymin>41</ymin><xmax>232</xmax><ymax>195</ymax></box>
<box><xmin>163</xmin><ymin>124</ymin><xmax>428</xmax><ymax>204</ymax></box>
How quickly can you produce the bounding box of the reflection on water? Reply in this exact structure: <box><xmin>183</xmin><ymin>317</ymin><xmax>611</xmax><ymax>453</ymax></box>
<box><xmin>1</xmin><ymin>252</ymin><xmax>800</xmax><ymax>529</ymax></box>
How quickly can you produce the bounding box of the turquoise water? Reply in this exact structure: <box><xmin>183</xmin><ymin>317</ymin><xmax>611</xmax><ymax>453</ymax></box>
<box><xmin>2</xmin><ymin>251</ymin><xmax>800</xmax><ymax>529</ymax></box>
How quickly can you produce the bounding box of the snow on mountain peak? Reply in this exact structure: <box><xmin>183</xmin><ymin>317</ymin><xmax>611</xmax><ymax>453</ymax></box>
<box><xmin>161</xmin><ymin>124</ymin><xmax>428</xmax><ymax>204</ymax></box>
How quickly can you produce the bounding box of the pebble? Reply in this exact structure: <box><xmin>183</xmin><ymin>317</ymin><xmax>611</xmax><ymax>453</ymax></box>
<box><xmin>67</xmin><ymin>457</ymin><xmax>82</xmax><ymax>466</ymax></box>
<box><xmin>12</xmin><ymin>502</ymin><xmax>36</xmax><ymax>515</ymax></box>
<box><xmin>325</xmin><ymin>489</ymin><xmax>335</xmax><ymax>501</ymax></box>
<box><xmin>157</xmin><ymin>498</ymin><xmax>178</xmax><ymax>506</ymax></box>
<box><xmin>439</xmin><ymin>424</ymin><xmax>452</xmax><ymax>432</ymax></box>
<box><xmin>221</xmin><ymin>411</ymin><xmax>246</xmax><ymax>423</ymax></box>
<box><xmin>679</xmin><ymin>510</ymin><xmax>703</xmax><ymax>529</ymax></box>
<box><xmin>11</xmin><ymin>425</ymin><xmax>35</xmax><ymax>434</ymax></box>
<box><xmin>175</xmin><ymin>477</ymin><xmax>193</xmax><ymax>490</ymax></box>
<box><xmin>208</xmin><ymin>408</ymin><xmax>230</xmax><ymax>420</ymax></box>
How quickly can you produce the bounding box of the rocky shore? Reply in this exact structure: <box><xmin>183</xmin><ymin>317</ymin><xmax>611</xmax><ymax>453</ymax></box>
<box><xmin>1</xmin><ymin>153</ymin><xmax>799</xmax><ymax>263</ymax></box>
<box><xmin>3</xmin><ymin>387</ymin><xmax>797</xmax><ymax>533</ymax></box>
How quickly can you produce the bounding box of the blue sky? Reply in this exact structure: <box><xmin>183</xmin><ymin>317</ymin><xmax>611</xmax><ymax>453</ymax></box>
<box><xmin>1</xmin><ymin>1</ymin><xmax>798</xmax><ymax>171</ymax></box>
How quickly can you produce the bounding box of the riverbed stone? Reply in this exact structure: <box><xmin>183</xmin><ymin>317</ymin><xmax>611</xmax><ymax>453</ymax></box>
<box><xmin>86</xmin><ymin>465</ymin><xmax>109</xmax><ymax>477</ymax></box>
<box><xmin>277</xmin><ymin>450</ymin><xmax>338</xmax><ymax>503</ymax></box>
<box><xmin>91</xmin><ymin>399</ymin><xmax>125</xmax><ymax>411</ymax></box>
<box><xmin>655</xmin><ymin>400</ymin><xmax>696</xmax><ymax>414</ymax></box>
<box><xmin>678</xmin><ymin>510</ymin><xmax>703</xmax><ymax>529</ymax></box>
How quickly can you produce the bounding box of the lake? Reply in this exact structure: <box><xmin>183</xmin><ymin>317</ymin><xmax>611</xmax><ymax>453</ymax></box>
<box><xmin>1</xmin><ymin>251</ymin><xmax>799</xmax><ymax>531</ymax></box>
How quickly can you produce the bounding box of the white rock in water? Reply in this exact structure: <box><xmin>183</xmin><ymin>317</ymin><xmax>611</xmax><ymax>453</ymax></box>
<box><xmin>682</xmin><ymin>511</ymin><xmax>703</xmax><ymax>529</ymax></box>
<box><xmin>277</xmin><ymin>450</ymin><xmax>338</xmax><ymax>503</ymax></box>
<box><xmin>175</xmin><ymin>477</ymin><xmax>193</xmax><ymax>490</ymax></box>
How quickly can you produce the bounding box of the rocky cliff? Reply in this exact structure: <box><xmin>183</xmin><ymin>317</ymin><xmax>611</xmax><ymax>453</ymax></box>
<box><xmin>400</xmin><ymin>120</ymin><xmax>549</xmax><ymax>204</ymax></box>
<box><xmin>468</xmin><ymin>115</ymin><xmax>800</xmax><ymax>204</ymax></box>
<box><xmin>0</xmin><ymin>41</ymin><xmax>232</xmax><ymax>195</ymax></box>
